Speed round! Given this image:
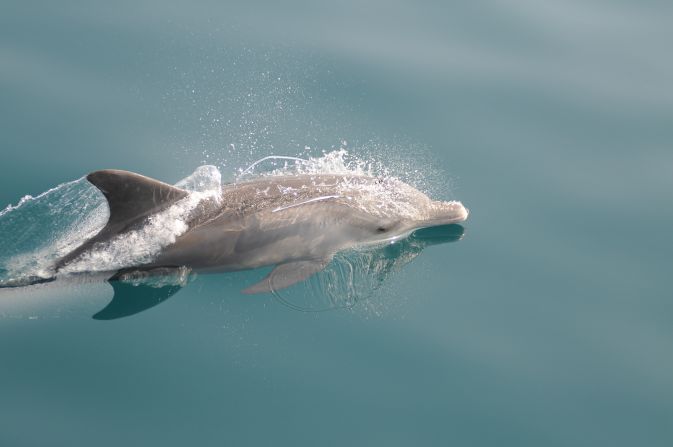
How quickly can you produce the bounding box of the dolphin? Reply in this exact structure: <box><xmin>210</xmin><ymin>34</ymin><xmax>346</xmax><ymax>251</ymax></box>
<box><xmin>3</xmin><ymin>169</ymin><xmax>469</xmax><ymax>319</ymax></box>
<box><xmin>55</xmin><ymin>169</ymin><xmax>468</xmax><ymax>290</ymax></box>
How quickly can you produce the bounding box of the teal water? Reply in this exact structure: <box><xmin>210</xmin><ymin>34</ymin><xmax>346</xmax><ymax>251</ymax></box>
<box><xmin>2</xmin><ymin>1</ymin><xmax>673</xmax><ymax>446</ymax></box>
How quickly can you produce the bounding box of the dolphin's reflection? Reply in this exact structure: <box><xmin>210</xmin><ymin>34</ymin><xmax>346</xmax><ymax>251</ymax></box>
<box><xmin>92</xmin><ymin>224</ymin><xmax>464</xmax><ymax>319</ymax></box>
<box><xmin>93</xmin><ymin>281</ymin><xmax>183</xmax><ymax>320</ymax></box>
<box><xmin>93</xmin><ymin>267</ymin><xmax>192</xmax><ymax>320</ymax></box>
<box><xmin>272</xmin><ymin>223</ymin><xmax>465</xmax><ymax>312</ymax></box>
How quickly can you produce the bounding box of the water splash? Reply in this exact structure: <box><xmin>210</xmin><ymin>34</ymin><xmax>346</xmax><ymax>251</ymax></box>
<box><xmin>236</xmin><ymin>149</ymin><xmax>445</xmax><ymax>220</ymax></box>
<box><xmin>236</xmin><ymin>149</ymin><xmax>383</xmax><ymax>179</ymax></box>
<box><xmin>175</xmin><ymin>164</ymin><xmax>222</xmax><ymax>192</ymax></box>
<box><xmin>0</xmin><ymin>178</ymin><xmax>108</xmax><ymax>280</ymax></box>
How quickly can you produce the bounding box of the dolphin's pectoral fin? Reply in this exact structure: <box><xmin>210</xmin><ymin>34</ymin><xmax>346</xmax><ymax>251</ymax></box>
<box><xmin>242</xmin><ymin>258</ymin><xmax>332</xmax><ymax>294</ymax></box>
<box><xmin>92</xmin><ymin>269</ymin><xmax>187</xmax><ymax>320</ymax></box>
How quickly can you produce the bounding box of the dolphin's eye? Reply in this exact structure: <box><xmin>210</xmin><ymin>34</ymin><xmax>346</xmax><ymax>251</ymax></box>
<box><xmin>377</xmin><ymin>226</ymin><xmax>387</xmax><ymax>233</ymax></box>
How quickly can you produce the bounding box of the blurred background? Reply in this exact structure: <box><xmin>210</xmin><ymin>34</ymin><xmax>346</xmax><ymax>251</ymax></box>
<box><xmin>1</xmin><ymin>1</ymin><xmax>672</xmax><ymax>446</ymax></box>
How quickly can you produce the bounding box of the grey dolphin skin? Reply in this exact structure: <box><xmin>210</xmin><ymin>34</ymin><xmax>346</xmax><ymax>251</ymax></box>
<box><xmin>57</xmin><ymin>170</ymin><xmax>468</xmax><ymax>288</ymax></box>
<box><xmin>28</xmin><ymin>169</ymin><xmax>468</xmax><ymax>319</ymax></box>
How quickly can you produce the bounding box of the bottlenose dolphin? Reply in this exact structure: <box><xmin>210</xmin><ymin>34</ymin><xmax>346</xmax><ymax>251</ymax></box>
<box><xmin>2</xmin><ymin>169</ymin><xmax>468</xmax><ymax>319</ymax></box>
<box><xmin>54</xmin><ymin>170</ymin><xmax>468</xmax><ymax>292</ymax></box>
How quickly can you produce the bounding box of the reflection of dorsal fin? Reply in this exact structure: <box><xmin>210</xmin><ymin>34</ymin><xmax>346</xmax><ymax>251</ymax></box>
<box><xmin>93</xmin><ymin>277</ymin><xmax>183</xmax><ymax>320</ymax></box>
<box><xmin>87</xmin><ymin>170</ymin><xmax>188</xmax><ymax>234</ymax></box>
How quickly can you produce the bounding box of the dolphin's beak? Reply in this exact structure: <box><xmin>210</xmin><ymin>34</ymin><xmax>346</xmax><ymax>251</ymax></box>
<box><xmin>416</xmin><ymin>201</ymin><xmax>469</xmax><ymax>229</ymax></box>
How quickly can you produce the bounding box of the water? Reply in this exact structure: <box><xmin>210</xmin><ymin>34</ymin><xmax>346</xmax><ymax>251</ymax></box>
<box><xmin>1</xmin><ymin>1</ymin><xmax>672</xmax><ymax>446</ymax></box>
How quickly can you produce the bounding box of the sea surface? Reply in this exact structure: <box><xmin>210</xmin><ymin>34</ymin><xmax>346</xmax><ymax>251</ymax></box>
<box><xmin>1</xmin><ymin>1</ymin><xmax>672</xmax><ymax>446</ymax></box>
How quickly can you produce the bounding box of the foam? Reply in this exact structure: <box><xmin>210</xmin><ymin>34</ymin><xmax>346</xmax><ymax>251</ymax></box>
<box><xmin>237</xmin><ymin>149</ymin><xmax>440</xmax><ymax>220</ymax></box>
<box><xmin>0</xmin><ymin>178</ymin><xmax>84</xmax><ymax>218</ymax></box>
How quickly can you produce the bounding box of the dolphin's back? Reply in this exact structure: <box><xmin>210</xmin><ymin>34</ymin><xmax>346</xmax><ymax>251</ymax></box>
<box><xmin>148</xmin><ymin>175</ymin><xmax>378</xmax><ymax>271</ymax></box>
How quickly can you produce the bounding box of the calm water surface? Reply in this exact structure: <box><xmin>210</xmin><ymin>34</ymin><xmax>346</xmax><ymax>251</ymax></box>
<box><xmin>1</xmin><ymin>1</ymin><xmax>672</xmax><ymax>446</ymax></box>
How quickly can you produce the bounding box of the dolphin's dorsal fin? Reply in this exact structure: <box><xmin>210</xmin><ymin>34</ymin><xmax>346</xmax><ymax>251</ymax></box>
<box><xmin>87</xmin><ymin>170</ymin><xmax>189</xmax><ymax>234</ymax></box>
<box><xmin>54</xmin><ymin>170</ymin><xmax>189</xmax><ymax>270</ymax></box>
